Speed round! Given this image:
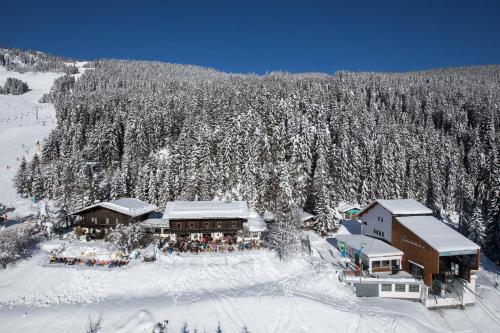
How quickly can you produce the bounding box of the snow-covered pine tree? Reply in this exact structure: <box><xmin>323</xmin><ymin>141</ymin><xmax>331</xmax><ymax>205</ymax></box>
<box><xmin>267</xmin><ymin>163</ymin><xmax>300</xmax><ymax>261</ymax></box>
<box><xmin>312</xmin><ymin>145</ymin><xmax>340</xmax><ymax>235</ymax></box>
<box><xmin>469</xmin><ymin>204</ymin><xmax>486</xmax><ymax>246</ymax></box>
<box><xmin>30</xmin><ymin>155</ymin><xmax>45</xmax><ymax>201</ymax></box>
<box><xmin>14</xmin><ymin>156</ymin><xmax>29</xmax><ymax>198</ymax></box>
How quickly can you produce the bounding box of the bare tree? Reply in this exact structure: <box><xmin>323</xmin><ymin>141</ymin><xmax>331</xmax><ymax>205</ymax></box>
<box><xmin>86</xmin><ymin>314</ymin><xmax>103</xmax><ymax>333</ymax></box>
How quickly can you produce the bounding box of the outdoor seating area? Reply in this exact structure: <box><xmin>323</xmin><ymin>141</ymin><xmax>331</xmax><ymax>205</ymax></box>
<box><xmin>161</xmin><ymin>238</ymin><xmax>263</xmax><ymax>255</ymax></box>
<box><xmin>49</xmin><ymin>256</ymin><xmax>129</xmax><ymax>267</ymax></box>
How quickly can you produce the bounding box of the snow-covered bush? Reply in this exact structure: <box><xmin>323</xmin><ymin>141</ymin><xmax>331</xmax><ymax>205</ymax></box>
<box><xmin>1</xmin><ymin>77</ymin><xmax>28</xmax><ymax>95</ymax></box>
<box><xmin>107</xmin><ymin>224</ymin><xmax>149</xmax><ymax>255</ymax></box>
<box><xmin>0</xmin><ymin>226</ymin><xmax>36</xmax><ymax>268</ymax></box>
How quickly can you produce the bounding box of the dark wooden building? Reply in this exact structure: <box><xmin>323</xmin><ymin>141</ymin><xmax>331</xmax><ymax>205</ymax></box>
<box><xmin>72</xmin><ymin>198</ymin><xmax>157</xmax><ymax>234</ymax></box>
<box><xmin>149</xmin><ymin>201</ymin><xmax>253</xmax><ymax>241</ymax></box>
<box><xmin>393</xmin><ymin>215</ymin><xmax>480</xmax><ymax>287</ymax></box>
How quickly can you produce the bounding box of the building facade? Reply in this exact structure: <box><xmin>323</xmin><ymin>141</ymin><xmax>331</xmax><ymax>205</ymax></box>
<box><xmin>72</xmin><ymin>198</ymin><xmax>157</xmax><ymax>234</ymax></box>
<box><xmin>358</xmin><ymin>199</ymin><xmax>480</xmax><ymax>290</ymax></box>
<box><xmin>142</xmin><ymin>201</ymin><xmax>267</xmax><ymax>241</ymax></box>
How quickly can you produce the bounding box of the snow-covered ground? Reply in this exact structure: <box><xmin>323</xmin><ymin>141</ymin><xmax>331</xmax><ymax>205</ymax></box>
<box><xmin>0</xmin><ymin>232</ymin><xmax>498</xmax><ymax>332</ymax></box>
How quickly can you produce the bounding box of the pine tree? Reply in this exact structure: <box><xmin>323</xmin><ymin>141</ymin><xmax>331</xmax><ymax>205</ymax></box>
<box><xmin>14</xmin><ymin>156</ymin><xmax>29</xmax><ymax>197</ymax></box>
<box><xmin>312</xmin><ymin>146</ymin><xmax>340</xmax><ymax>234</ymax></box>
<box><xmin>469</xmin><ymin>205</ymin><xmax>486</xmax><ymax>246</ymax></box>
<box><xmin>267</xmin><ymin>163</ymin><xmax>300</xmax><ymax>260</ymax></box>
<box><xmin>30</xmin><ymin>155</ymin><xmax>45</xmax><ymax>201</ymax></box>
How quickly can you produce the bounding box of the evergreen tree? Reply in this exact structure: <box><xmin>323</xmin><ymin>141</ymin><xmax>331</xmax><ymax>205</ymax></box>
<box><xmin>469</xmin><ymin>204</ymin><xmax>486</xmax><ymax>246</ymax></box>
<box><xmin>312</xmin><ymin>146</ymin><xmax>340</xmax><ymax>234</ymax></box>
<box><xmin>267</xmin><ymin>163</ymin><xmax>300</xmax><ymax>260</ymax></box>
<box><xmin>14</xmin><ymin>156</ymin><xmax>29</xmax><ymax>198</ymax></box>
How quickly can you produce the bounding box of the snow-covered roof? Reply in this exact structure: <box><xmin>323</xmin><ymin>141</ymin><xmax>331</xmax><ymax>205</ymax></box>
<box><xmin>263</xmin><ymin>210</ymin><xmax>315</xmax><ymax>222</ymax></box>
<box><xmin>141</xmin><ymin>218</ymin><xmax>170</xmax><ymax>229</ymax></box>
<box><xmin>72</xmin><ymin>198</ymin><xmax>157</xmax><ymax>217</ymax></box>
<box><xmin>334</xmin><ymin>234</ymin><xmax>403</xmax><ymax>258</ymax></box>
<box><xmin>163</xmin><ymin>201</ymin><xmax>249</xmax><ymax>220</ymax></box>
<box><xmin>337</xmin><ymin>202</ymin><xmax>362</xmax><ymax>213</ymax></box>
<box><xmin>395</xmin><ymin>216</ymin><xmax>480</xmax><ymax>254</ymax></box>
<box><xmin>246</xmin><ymin>211</ymin><xmax>268</xmax><ymax>232</ymax></box>
<box><xmin>358</xmin><ymin>199</ymin><xmax>433</xmax><ymax>217</ymax></box>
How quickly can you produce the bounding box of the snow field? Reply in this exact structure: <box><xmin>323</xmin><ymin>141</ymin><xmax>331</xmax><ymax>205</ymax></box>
<box><xmin>0</xmin><ymin>236</ymin><xmax>466</xmax><ymax>333</ymax></box>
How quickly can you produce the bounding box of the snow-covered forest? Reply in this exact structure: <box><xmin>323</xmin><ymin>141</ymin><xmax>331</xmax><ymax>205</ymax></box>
<box><xmin>13</xmin><ymin>58</ymin><xmax>499</xmax><ymax>262</ymax></box>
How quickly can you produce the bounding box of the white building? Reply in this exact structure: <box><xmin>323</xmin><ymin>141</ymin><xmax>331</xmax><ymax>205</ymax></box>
<box><xmin>357</xmin><ymin>199</ymin><xmax>432</xmax><ymax>243</ymax></box>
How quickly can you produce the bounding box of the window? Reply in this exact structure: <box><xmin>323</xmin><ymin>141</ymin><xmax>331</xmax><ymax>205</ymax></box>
<box><xmin>116</xmin><ymin>218</ymin><xmax>120</xmax><ymax>224</ymax></box>
<box><xmin>372</xmin><ymin>261</ymin><xmax>381</xmax><ymax>268</ymax></box>
<box><xmin>395</xmin><ymin>284</ymin><xmax>406</xmax><ymax>292</ymax></box>
<box><xmin>409</xmin><ymin>284</ymin><xmax>420</xmax><ymax>293</ymax></box>
<box><xmin>106</xmin><ymin>218</ymin><xmax>109</xmax><ymax>225</ymax></box>
<box><xmin>91</xmin><ymin>217</ymin><xmax>97</xmax><ymax>224</ymax></box>
<box><xmin>155</xmin><ymin>228</ymin><xmax>161</xmax><ymax>234</ymax></box>
<box><xmin>232</xmin><ymin>222</ymin><xmax>237</xmax><ymax>228</ymax></box>
<box><xmin>205</xmin><ymin>222</ymin><xmax>210</xmax><ymax>228</ymax></box>
<box><xmin>381</xmin><ymin>232</ymin><xmax>385</xmax><ymax>237</ymax></box>
<box><xmin>381</xmin><ymin>284</ymin><xmax>392</xmax><ymax>292</ymax></box>
<box><xmin>177</xmin><ymin>223</ymin><xmax>181</xmax><ymax>229</ymax></box>
<box><xmin>189</xmin><ymin>223</ymin><xmax>195</xmax><ymax>229</ymax></box>
<box><xmin>382</xmin><ymin>260</ymin><xmax>391</xmax><ymax>267</ymax></box>
<box><xmin>381</xmin><ymin>217</ymin><xmax>384</xmax><ymax>222</ymax></box>
<box><xmin>377</xmin><ymin>217</ymin><xmax>380</xmax><ymax>221</ymax></box>
<box><xmin>373</xmin><ymin>228</ymin><xmax>377</xmax><ymax>234</ymax></box>
<box><xmin>217</xmin><ymin>222</ymin><xmax>222</xmax><ymax>228</ymax></box>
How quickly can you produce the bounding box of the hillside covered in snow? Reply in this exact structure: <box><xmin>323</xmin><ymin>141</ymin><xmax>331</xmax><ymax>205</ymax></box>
<box><xmin>15</xmin><ymin>57</ymin><xmax>499</xmax><ymax>261</ymax></box>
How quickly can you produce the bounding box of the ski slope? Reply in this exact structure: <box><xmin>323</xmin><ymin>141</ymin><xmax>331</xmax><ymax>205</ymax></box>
<box><xmin>0</xmin><ymin>62</ymin><xmax>86</xmax><ymax>217</ymax></box>
<box><xmin>0</xmin><ymin>67</ymin><xmax>61</xmax><ymax>204</ymax></box>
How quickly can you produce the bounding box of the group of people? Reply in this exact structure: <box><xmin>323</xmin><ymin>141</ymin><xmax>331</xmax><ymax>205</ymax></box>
<box><xmin>49</xmin><ymin>256</ymin><xmax>129</xmax><ymax>268</ymax></box>
<box><xmin>162</xmin><ymin>239</ymin><xmax>262</xmax><ymax>255</ymax></box>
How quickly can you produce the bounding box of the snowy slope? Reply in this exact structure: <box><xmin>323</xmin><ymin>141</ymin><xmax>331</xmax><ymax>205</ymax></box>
<box><xmin>0</xmin><ymin>62</ymin><xmax>86</xmax><ymax>213</ymax></box>
<box><xmin>1</xmin><ymin>234</ymin><xmax>498</xmax><ymax>332</ymax></box>
<box><xmin>0</xmin><ymin>242</ymin><xmax>454</xmax><ymax>333</ymax></box>
<box><xmin>0</xmin><ymin>67</ymin><xmax>61</xmax><ymax>204</ymax></box>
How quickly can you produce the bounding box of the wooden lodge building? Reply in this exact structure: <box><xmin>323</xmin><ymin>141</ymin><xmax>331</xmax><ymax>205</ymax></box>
<box><xmin>141</xmin><ymin>201</ymin><xmax>268</xmax><ymax>241</ymax></box>
<box><xmin>358</xmin><ymin>199</ymin><xmax>480</xmax><ymax>291</ymax></box>
<box><xmin>72</xmin><ymin>198</ymin><xmax>157</xmax><ymax>234</ymax></box>
<box><xmin>72</xmin><ymin>199</ymin><xmax>268</xmax><ymax>241</ymax></box>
